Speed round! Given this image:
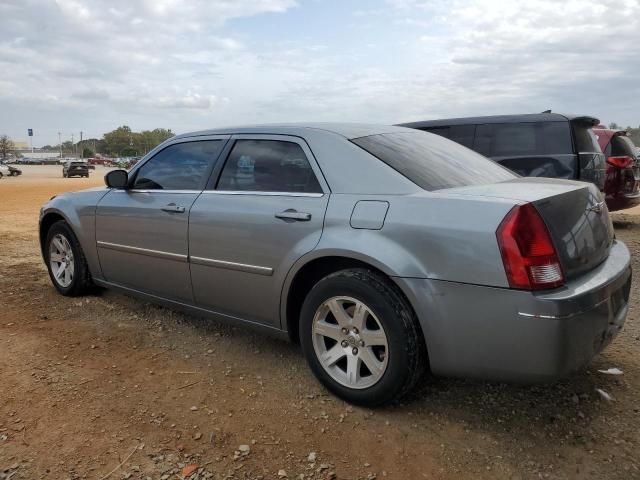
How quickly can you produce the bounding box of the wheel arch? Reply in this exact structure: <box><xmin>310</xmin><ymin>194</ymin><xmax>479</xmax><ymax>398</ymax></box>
<box><xmin>39</xmin><ymin>210</ymin><xmax>69</xmax><ymax>259</ymax></box>
<box><xmin>281</xmin><ymin>251</ymin><xmax>426</xmax><ymax>349</ymax></box>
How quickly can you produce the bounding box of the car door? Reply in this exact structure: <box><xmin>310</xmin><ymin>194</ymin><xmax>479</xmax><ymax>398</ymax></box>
<box><xmin>189</xmin><ymin>135</ymin><xmax>330</xmax><ymax>328</ymax></box>
<box><xmin>95</xmin><ymin>137</ymin><xmax>228</xmax><ymax>302</ymax></box>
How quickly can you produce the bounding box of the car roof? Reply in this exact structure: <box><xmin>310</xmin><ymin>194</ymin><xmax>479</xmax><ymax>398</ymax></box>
<box><xmin>173</xmin><ymin>123</ymin><xmax>413</xmax><ymax>141</ymax></box>
<box><xmin>398</xmin><ymin>112</ymin><xmax>600</xmax><ymax>129</ymax></box>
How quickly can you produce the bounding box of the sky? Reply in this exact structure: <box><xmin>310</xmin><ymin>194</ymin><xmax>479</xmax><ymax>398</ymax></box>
<box><xmin>1</xmin><ymin>0</ymin><xmax>639</xmax><ymax>146</ymax></box>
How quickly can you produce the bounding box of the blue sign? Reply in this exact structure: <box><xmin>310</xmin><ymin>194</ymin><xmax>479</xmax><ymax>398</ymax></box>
<box><xmin>28</xmin><ymin>129</ymin><xmax>33</xmax><ymax>136</ymax></box>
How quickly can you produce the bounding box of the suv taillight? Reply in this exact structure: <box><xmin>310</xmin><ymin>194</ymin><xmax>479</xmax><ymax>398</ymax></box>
<box><xmin>496</xmin><ymin>203</ymin><xmax>565</xmax><ymax>290</ymax></box>
<box><xmin>607</xmin><ymin>155</ymin><xmax>634</xmax><ymax>169</ymax></box>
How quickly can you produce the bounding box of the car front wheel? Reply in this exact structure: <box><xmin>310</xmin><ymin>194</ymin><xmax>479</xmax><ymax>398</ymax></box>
<box><xmin>300</xmin><ymin>268</ymin><xmax>427</xmax><ymax>406</ymax></box>
<box><xmin>45</xmin><ymin>220</ymin><xmax>92</xmax><ymax>296</ymax></box>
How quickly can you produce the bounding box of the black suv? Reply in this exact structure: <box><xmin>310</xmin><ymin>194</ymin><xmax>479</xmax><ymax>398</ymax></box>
<box><xmin>63</xmin><ymin>161</ymin><xmax>90</xmax><ymax>178</ymax></box>
<box><xmin>398</xmin><ymin>113</ymin><xmax>606</xmax><ymax>191</ymax></box>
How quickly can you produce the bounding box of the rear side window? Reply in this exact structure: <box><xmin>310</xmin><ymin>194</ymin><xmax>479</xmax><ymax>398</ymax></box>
<box><xmin>423</xmin><ymin>127</ymin><xmax>450</xmax><ymax>139</ymax></box>
<box><xmin>216</xmin><ymin>140</ymin><xmax>322</xmax><ymax>193</ymax></box>
<box><xmin>351</xmin><ymin>132</ymin><xmax>516</xmax><ymax>191</ymax></box>
<box><xmin>572</xmin><ymin>124</ymin><xmax>601</xmax><ymax>153</ymax></box>
<box><xmin>449</xmin><ymin>125</ymin><xmax>475</xmax><ymax>148</ymax></box>
<box><xmin>133</xmin><ymin>140</ymin><xmax>222</xmax><ymax>190</ymax></box>
<box><xmin>474</xmin><ymin>122</ymin><xmax>572</xmax><ymax>157</ymax></box>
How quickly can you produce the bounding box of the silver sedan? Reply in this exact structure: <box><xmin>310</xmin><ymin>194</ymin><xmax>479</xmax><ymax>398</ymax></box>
<box><xmin>39</xmin><ymin>124</ymin><xmax>631</xmax><ymax>406</ymax></box>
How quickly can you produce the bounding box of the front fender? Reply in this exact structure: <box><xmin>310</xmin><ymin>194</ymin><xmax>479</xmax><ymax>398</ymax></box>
<box><xmin>40</xmin><ymin>188</ymin><xmax>110</xmax><ymax>281</ymax></box>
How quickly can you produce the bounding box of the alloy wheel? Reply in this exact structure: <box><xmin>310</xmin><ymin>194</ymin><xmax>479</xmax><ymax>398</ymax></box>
<box><xmin>49</xmin><ymin>233</ymin><xmax>74</xmax><ymax>288</ymax></box>
<box><xmin>312</xmin><ymin>296</ymin><xmax>389</xmax><ymax>389</ymax></box>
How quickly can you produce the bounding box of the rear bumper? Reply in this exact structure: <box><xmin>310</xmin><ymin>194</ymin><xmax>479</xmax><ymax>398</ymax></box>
<box><xmin>396</xmin><ymin>240</ymin><xmax>631</xmax><ymax>382</ymax></box>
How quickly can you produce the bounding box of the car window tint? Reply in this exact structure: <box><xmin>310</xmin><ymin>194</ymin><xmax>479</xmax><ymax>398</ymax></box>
<box><xmin>541</xmin><ymin>121</ymin><xmax>572</xmax><ymax>154</ymax></box>
<box><xmin>473</xmin><ymin>124</ymin><xmax>493</xmax><ymax>156</ymax></box>
<box><xmin>133</xmin><ymin>140</ymin><xmax>222</xmax><ymax>190</ymax></box>
<box><xmin>449</xmin><ymin>125</ymin><xmax>475</xmax><ymax>148</ymax></box>
<box><xmin>352</xmin><ymin>131</ymin><xmax>516</xmax><ymax>191</ymax></box>
<box><xmin>423</xmin><ymin>127</ymin><xmax>450</xmax><ymax>139</ymax></box>
<box><xmin>216</xmin><ymin>140</ymin><xmax>322</xmax><ymax>193</ymax></box>
<box><xmin>492</xmin><ymin>123</ymin><xmax>537</xmax><ymax>156</ymax></box>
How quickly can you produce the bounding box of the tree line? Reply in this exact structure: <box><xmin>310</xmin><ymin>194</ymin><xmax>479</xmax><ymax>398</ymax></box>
<box><xmin>39</xmin><ymin>126</ymin><xmax>175</xmax><ymax>158</ymax></box>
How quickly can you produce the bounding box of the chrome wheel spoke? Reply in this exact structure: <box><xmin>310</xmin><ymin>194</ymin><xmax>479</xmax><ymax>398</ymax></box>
<box><xmin>52</xmin><ymin>237</ymin><xmax>65</xmax><ymax>252</ymax></box>
<box><xmin>351</xmin><ymin>301</ymin><xmax>367</xmax><ymax>331</ymax></box>
<box><xmin>327</xmin><ymin>298</ymin><xmax>351</xmax><ymax>327</ymax></box>
<box><xmin>322</xmin><ymin>344</ymin><xmax>345</xmax><ymax>367</ymax></box>
<box><xmin>55</xmin><ymin>262</ymin><xmax>66</xmax><ymax>280</ymax></box>
<box><xmin>313</xmin><ymin>320</ymin><xmax>343</xmax><ymax>341</ymax></box>
<box><xmin>360</xmin><ymin>329</ymin><xmax>387</xmax><ymax>347</ymax></box>
<box><xmin>346</xmin><ymin>354</ymin><xmax>360</xmax><ymax>386</ymax></box>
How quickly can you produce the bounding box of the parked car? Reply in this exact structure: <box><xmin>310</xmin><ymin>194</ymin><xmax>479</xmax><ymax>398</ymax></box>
<box><xmin>399</xmin><ymin>113</ymin><xmax>606</xmax><ymax>191</ymax></box>
<box><xmin>39</xmin><ymin>124</ymin><xmax>630</xmax><ymax>406</ymax></box>
<box><xmin>0</xmin><ymin>163</ymin><xmax>9</xmax><ymax>178</ymax></box>
<box><xmin>62</xmin><ymin>161</ymin><xmax>89</xmax><ymax>178</ymax></box>
<box><xmin>593</xmin><ymin>125</ymin><xmax>640</xmax><ymax>211</ymax></box>
<box><xmin>8</xmin><ymin>165</ymin><xmax>22</xmax><ymax>176</ymax></box>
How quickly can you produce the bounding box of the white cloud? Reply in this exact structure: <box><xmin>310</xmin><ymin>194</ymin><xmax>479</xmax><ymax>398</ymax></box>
<box><xmin>0</xmin><ymin>0</ymin><xmax>639</xmax><ymax>144</ymax></box>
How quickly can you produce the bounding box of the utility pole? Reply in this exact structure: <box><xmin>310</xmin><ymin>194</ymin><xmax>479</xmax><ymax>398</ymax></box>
<box><xmin>71</xmin><ymin>133</ymin><xmax>74</xmax><ymax>158</ymax></box>
<box><xmin>80</xmin><ymin>131</ymin><xmax>83</xmax><ymax>158</ymax></box>
<box><xmin>58</xmin><ymin>132</ymin><xmax>62</xmax><ymax>158</ymax></box>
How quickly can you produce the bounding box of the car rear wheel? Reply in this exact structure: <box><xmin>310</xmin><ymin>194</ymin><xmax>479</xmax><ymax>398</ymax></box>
<box><xmin>300</xmin><ymin>268</ymin><xmax>427</xmax><ymax>406</ymax></box>
<box><xmin>45</xmin><ymin>220</ymin><xmax>92</xmax><ymax>296</ymax></box>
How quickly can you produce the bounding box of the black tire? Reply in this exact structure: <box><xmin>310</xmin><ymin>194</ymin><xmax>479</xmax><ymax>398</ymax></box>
<box><xmin>44</xmin><ymin>220</ymin><xmax>92</xmax><ymax>296</ymax></box>
<box><xmin>299</xmin><ymin>268</ymin><xmax>427</xmax><ymax>406</ymax></box>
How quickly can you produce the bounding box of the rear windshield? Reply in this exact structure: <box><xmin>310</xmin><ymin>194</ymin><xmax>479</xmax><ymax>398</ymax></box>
<box><xmin>352</xmin><ymin>131</ymin><xmax>516</xmax><ymax>191</ymax></box>
<box><xmin>572</xmin><ymin>123</ymin><xmax>601</xmax><ymax>153</ymax></box>
<box><xmin>611</xmin><ymin>135</ymin><xmax>638</xmax><ymax>157</ymax></box>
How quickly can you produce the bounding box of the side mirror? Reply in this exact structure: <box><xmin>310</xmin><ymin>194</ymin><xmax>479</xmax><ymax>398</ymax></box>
<box><xmin>105</xmin><ymin>169</ymin><xmax>129</xmax><ymax>189</ymax></box>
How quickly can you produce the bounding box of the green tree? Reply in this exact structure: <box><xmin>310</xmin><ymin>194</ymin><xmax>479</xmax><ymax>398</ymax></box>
<box><xmin>82</xmin><ymin>147</ymin><xmax>94</xmax><ymax>158</ymax></box>
<box><xmin>0</xmin><ymin>135</ymin><xmax>15</xmax><ymax>159</ymax></box>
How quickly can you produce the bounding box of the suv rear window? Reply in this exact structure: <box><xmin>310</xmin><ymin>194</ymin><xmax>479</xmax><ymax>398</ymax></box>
<box><xmin>352</xmin><ymin>132</ymin><xmax>516</xmax><ymax>191</ymax></box>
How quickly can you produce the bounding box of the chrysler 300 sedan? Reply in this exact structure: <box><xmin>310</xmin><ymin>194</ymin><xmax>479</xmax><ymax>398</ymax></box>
<box><xmin>39</xmin><ymin>124</ymin><xmax>631</xmax><ymax>406</ymax></box>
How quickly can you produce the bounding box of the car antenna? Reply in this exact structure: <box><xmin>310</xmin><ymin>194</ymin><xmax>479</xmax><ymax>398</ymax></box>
<box><xmin>541</xmin><ymin>109</ymin><xmax>552</xmax><ymax>113</ymax></box>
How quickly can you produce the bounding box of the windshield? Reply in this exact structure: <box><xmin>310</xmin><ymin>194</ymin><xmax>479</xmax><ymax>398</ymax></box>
<box><xmin>351</xmin><ymin>131</ymin><xmax>516</xmax><ymax>191</ymax></box>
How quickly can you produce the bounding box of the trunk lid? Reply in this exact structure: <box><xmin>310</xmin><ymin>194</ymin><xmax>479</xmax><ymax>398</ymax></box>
<box><xmin>442</xmin><ymin>177</ymin><xmax>614</xmax><ymax>281</ymax></box>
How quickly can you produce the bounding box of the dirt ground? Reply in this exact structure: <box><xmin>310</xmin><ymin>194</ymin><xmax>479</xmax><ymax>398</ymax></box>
<box><xmin>1</xmin><ymin>166</ymin><xmax>639</xmax><ymax>480</ymax></box>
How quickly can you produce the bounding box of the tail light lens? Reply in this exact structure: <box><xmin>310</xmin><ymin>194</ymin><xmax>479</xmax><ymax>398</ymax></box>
<box><xmin>496</xmin><ymin>203</ymin><xmax>565</xmax><ymax>290</ymax></box>
<box><xmin>607</xmin><ymin>155</ymin><xmax>634</xmax><ymax>169</ymax></box>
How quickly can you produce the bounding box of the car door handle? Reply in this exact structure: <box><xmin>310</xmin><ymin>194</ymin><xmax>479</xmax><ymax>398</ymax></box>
<box><xmin>275</xmin><ymin>209</ymin><xmax>312</xmax><ymax>222</ymax></box>
<box><xmin>161</xmin><ymin>204</ymin><xmax>186</xmax><ymax>213</ymax></box>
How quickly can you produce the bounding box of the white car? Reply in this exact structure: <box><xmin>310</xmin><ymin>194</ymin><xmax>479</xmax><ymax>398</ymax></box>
<box><xmin>0</xmin><ymin>163</ymin><xmax>10</xmax><ymax>178</ymax></box>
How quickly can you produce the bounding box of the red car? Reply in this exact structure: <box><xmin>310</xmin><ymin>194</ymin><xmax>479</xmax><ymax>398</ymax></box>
<box><xmin>594</xmin><ymin>125</ymin><xmax>640</xmax><ymax>211</ymax></box>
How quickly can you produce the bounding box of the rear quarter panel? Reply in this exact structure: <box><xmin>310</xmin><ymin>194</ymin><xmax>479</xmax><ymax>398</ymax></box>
<box><xmin>305</xmin><ymin>192</ymin><xmax>514</xmax><ymax>286</ymax></box>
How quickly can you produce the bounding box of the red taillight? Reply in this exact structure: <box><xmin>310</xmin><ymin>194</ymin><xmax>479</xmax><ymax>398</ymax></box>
<box><xmin>496</xmin><ymin>203</ymin><xmax>565</xmax><ymax>290</ymax></box>
<box><xmin>607</xmin><ymin>155</ymin><xmax>634</xmax><ymax>169</ymax></box>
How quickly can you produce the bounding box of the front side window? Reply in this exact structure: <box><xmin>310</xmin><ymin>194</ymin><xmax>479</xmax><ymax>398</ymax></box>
<box><xmin>133</xmin><ymin>140</ymin><xmax>222</xmax><ymax>190</ymax></box>
<box><xmin>216</xmin><ymin>140</ymin><xmax>322</xmax><ymax>193</ymax></box>
<box><xmin>352</xmin><ymin>131</ymin><xmax>516</xmax><ymax>191</ymax></box>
